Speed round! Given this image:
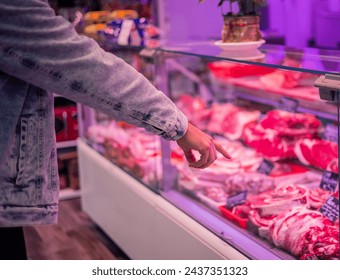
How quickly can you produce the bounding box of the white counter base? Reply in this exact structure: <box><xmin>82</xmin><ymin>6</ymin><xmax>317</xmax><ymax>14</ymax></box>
<box><xmin>78</xmin><ymin>139</ymin><xmax>247</xmax><ymax>260</ymax></box>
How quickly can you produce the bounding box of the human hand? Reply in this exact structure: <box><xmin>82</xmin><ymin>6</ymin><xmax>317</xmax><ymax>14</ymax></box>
<box><xmin>176</xmin><ymin>123</ymin><xmax>231</xmax><ymax>169</ymax></box>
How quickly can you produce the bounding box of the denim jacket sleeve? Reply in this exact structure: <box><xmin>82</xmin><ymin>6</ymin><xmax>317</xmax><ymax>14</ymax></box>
<box><xmin>0</xmin><ymin>0</ymin><xmax>188</xmax><ymax>140</ymax></box>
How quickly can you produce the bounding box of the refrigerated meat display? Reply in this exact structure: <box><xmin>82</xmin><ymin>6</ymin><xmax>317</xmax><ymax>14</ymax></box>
<box><xmin>79</xmin><ymin>40</ymin><xmax>340</xmax><ymax>260</ymax></box>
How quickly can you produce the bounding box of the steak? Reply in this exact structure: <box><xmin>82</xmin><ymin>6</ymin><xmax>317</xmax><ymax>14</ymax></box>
<box><xmin>243</xmin><ymin>125</ymin><xmax>296</xmax><ymax>161</ymax></box>
<box><xmin>223</xmin><ymin>110</ymin><xmax>260</xmax><ymax>140</ymax></box>
<box><xmin>309</xmin><ymin>188</ymin><xmax>333</xmax><ymax>209</ymax></box>
<box><xmin>259</xmin><ymin>110</ymin><xmax>321</xmax><ymax>137</ymax></box>
<box><xmin>243</xmin><ymin>110</ymin><xmax>321</xmax><ymax>161</ymax></box>
<box><xmin>207</xmin><ymin>103</ymin><xmax>240</xmax><ymax>134</ymax></box>
<box><xmin>294</xmin><ymin>139</ymin><xmax>338</xmax><ymax>172</ymax></box>
<box><xmin>248</xmin><ymin>209</ymin><xmax>277</xmax><ymax>239</ymax></box>
<box><xmin>207</xmin><ymin>103</ymin><xmax>260</xmax><ymax>140</ymax></box>
<box><xmin>300</xmin><ymin>225</ymin><xmax>339</xmax><ymax>260</ymax></box>
<box><xmin>250</xmin><ymin>184</ymin><xmax>309</xmax><ymax>217</ymax></box>
<box><xmin>268</xmin><ymin>206</ymin><xmax>333</xmax><ymax>255</ymax></box>
<box><xmin>224</xmin><ymin>172</ymin><xmax>276</xmax><ymax>195</ymax></box>
<box><xmin>200</xmin><ymin>186</ymin><xmax>227</xmax><ymax>203</ymax></box>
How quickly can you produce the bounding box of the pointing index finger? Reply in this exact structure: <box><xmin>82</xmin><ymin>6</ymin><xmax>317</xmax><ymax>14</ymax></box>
<box><xmin>213</xmin><ymin>141</ymin><xmax>231</xmax><ymax>159</ymax></box>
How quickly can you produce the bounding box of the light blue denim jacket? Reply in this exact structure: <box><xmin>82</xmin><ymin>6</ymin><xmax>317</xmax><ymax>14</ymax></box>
<box><xmin>0</xmin><ymin>0</ymin><xmax>188</xmax><ymax>227</ymax></box>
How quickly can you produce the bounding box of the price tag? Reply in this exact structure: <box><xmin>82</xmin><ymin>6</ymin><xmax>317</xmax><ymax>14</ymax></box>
<box><xmin>319</xmin><ymin>171</ymin><xmax>338</xmax><ymax>193</ymax></box>
<box><xmin>226</xmin><ymin>191</ymin><xmax>247</xmax><ymax>209</ymax></box>
<box><xmin>319</xmin><ymin>196</ymin><xmax>339</xmax><ymax>222</ymax></box>
<box><xmin>323</xmin><ymin>124</ymin><xmax>338</xmax><ymax>143</ymax></box>
<box><xmin>278</xmin><ymin>97</ymin><xmax>299</xmax><ymax>112</ymax></box>
<box><xmin>257</xmin><ymin>159</ymin><xmax>275</xmax><ymax>175</ymax></box>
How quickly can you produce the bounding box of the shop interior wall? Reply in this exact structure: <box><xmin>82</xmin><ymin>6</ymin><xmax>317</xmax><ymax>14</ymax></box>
<box><xmin>160</xmin><ymin>0</ymin><xmax>340</xmax><ymax>49</ymax></box>
<box><xmin>268</xmin><ymin>0</ymin><xmax>340</xmax><ymax>49</ymax></box>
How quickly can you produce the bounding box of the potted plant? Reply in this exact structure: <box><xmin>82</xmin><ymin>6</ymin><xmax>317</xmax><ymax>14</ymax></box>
<box><xmin>200</xmin><ymin>0</ymin><xmax>267</xmax><ymax>43</ymax></box>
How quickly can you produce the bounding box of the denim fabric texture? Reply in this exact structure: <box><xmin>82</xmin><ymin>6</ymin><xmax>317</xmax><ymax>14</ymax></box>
<box><xmin>0</xmin><ymin>0</ymin><xmax>188</xmax><ymax>226</ymax></box>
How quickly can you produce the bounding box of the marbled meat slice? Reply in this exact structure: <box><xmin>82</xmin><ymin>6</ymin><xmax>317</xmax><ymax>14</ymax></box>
<box><xmin>259</xmin><ymin>110</ymin><xmax>321</xmax><ymax>137</ymax></box>
<box><xmin>294</xmin><ymin>139</ymin><xmax>338</xmax><ymax>172</ymax></box>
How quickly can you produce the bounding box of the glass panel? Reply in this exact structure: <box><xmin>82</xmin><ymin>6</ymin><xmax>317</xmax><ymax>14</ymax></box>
<box><xmin>84</xmin><ymin>49</ymin><xmax>161</xmax><ymax>191</ymax></box>
<box><xmin>159</xmin><ymin>52</ymin><xmax>339</xmax><ymax>260</ymax></box>
<box><xmin>156</xmin><ymin>40</ymin><xmax>340</xmax><ymax>75</ymax></box>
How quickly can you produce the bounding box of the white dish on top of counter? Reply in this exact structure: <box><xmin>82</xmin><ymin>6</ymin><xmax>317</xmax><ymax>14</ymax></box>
<box><xmin>214</xmin><ymin>39</ymin><xmax>266</xmax><ymax>52</ymax></box>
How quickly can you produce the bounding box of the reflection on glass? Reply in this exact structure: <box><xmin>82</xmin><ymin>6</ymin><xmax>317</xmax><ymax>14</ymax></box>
<box><xmin>158</xmin><ymin>40</ymin><xmax>340</xmax><ymax>74</ymax></box>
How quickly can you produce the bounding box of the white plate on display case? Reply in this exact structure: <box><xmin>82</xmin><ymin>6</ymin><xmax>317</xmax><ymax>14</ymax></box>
<box><xmin>218</xmin><ymin>49</ymin><xmax>266</xmax><ymax>61</ymax></box>
<box><xmin>214</xmin><ymin>39</ymin><xmax>266</xmax><ymax>51</ymax></box>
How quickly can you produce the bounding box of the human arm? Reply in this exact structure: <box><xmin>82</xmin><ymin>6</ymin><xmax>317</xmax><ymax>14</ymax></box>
<box><xmin>0</xmin><ymin>0</ymin><xmax>187</xmax><ymax>140</ymax></box>
<box><xmin>0</xmin><ymin>0</ymin><xmax>230</xmax><ymax>167</ymax></box>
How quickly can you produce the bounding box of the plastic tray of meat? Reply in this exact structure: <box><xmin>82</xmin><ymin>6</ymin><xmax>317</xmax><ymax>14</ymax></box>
<box><xmin>219</xmin><ymin>206</ymin><xmax>248</xmax><ymax>229</ymax></box>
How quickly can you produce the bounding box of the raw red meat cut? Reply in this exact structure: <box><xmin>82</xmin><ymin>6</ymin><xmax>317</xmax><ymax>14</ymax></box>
<box><xmin>176</xmin><ymin>94</ymin><xmax>207</xmax><ymax>128</ymax></box>
<box><xmin>248</xmin><ymin>209</ymin><xmax>276</xmax><ymax>228</ymax></box>
<box><xmin>260</xmin><ymin>69</ymin><xmax>316</xmax><ymax>89</ymax></box>
<box><xmin>249</xmin><ymin>204</ymin><xmax>339</xmax><ymax>259</ymax></box>
<box><xmin>259</xmin><ymin>57</ymin><xmax>317</xmax><ymax>89</ymax></box>
<box><xmin>270</xmin><ymin>207</ymin><xmax>324</xmax><ymax>248</ymax></box>
<box><xmin>267</xmin><ymin>205</ymin><xmax>339</xmax><ymax>259</ymax></box>
<box><xmin>327</xmin><ymin>158</ymin><xmax>339</xmax><ymax>174</ymax></box>
<box><xmin>243</xmin><ymin>110</ymin><xmax>322</xmax><ymax>161</ymax></box>
<box><xmin>294</xmin><ymin>139</ymin><xmax>338</xmax><ymax>173</ymax></box>
<box><xmin>250</xmin><ymin>184</ymin><xmax>309</xmax><ymax>216</ymax></box>
<box><xmin>224</xmin><ymin>172</ymin><xmax>275</xmax><ymax>195</ymax></box>
<box><xmin>269</xmin><ymin>206</ymin><xmax>306</xmax><ymax>248</ymax></box>
<box><xmin>223</xmin><ymin>110</ymin><xmax>260</xmax><ymax>140</ymax></box>
<box><xmin>248</xmin><ymin>209</ymin><xmax>277</xmax><ymax>239</ymax></box>
<box><xmin>283</xmin><ymin>212</ymin><xmax>328</xmax><ymax>256</ymax></box>
<box><xmin>243</xmin><ymin>125</ymin><xmax>296</xmax><ymax>161</ymax></box>
<box><xmin>259</xmin><ymin>110</ymin><xmax>321</xmax><ymax>137</ymax></box>
<box><xmin>214</xmin><ymin>137</ymin><xmax>263</xmax><ymax>172</ymax></box>
<box><xmin>201</xmin><ymin>186</ymin><xmax>227</xmax><ymax>203</ymax></box>
<box><xmin>300</xmin><ymin>225</ymin><xmax>339</xmax><ymax>260</ymax></box>
<box><xmin>207</xmin><ymin>103</ymin><xmax>240</xmax><ymax>134</ymax></box>
<box><xmin>176</xmin><ymin>94</ymin><xmax>206</xmax><ymax>117</ymax></box>
<box><xmin>208</xmin><ymin>61</ymin><xmax>275</xmax><ymax>79</ymax></box>
<box><xmin>309</xmin><ymin>188</ymin><xmax>333</xmax><ymax>209</ymax></box>
<box><xmin>206</xmin><ymin>103</ymin><xmax>260</xmax><ymax>140</ymax></box>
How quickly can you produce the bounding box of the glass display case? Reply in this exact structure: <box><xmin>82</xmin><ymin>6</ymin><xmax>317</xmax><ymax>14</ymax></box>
<box><xmin>79</xmin><ymin>40</ymin><xmax>339</xmax><ymax>260</ymax></box>
<box><xmin>153</xmin><ymin>41</ymin><xmax>339</xmax><ymax>260</ymax></box>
